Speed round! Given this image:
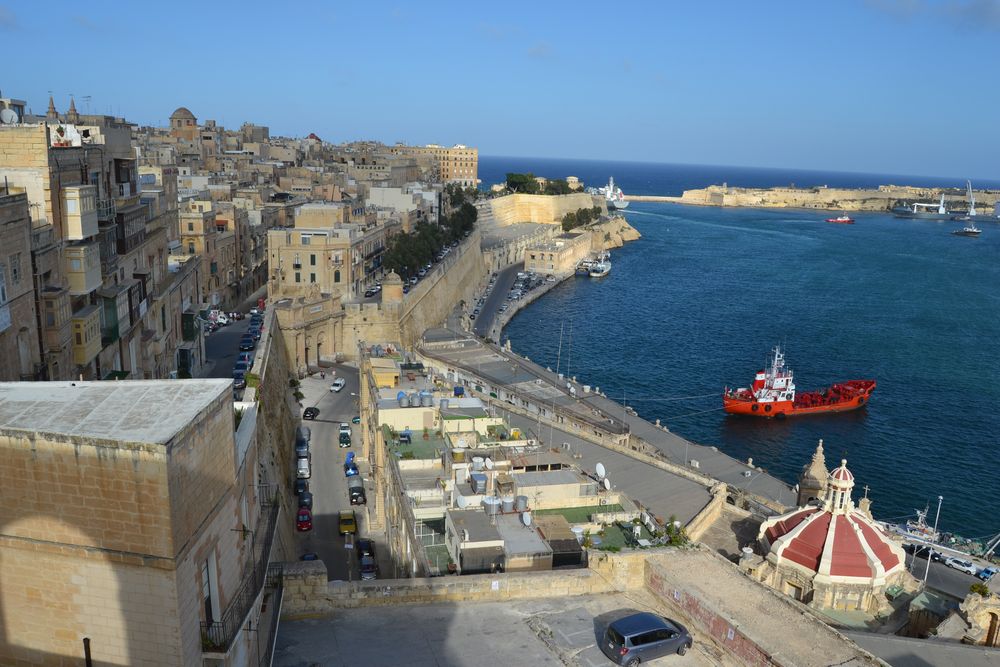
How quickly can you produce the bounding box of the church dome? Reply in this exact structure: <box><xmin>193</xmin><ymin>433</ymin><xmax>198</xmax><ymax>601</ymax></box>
<box><xmin>759</xmin><ymin>459</ymin><xmax>905</xmax><ymax>582</ymax></box>
<box><xmin>170</xmin><ymin>107</ymin><xmax>196</xmax><ymax>120</ymax></box>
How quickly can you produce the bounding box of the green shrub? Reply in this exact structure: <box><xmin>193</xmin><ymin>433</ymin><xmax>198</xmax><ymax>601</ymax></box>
<box><xmin>971</xmin><ymin>582</ymin><xmax>991</xmax><ymax>597</ymax></box>
<box><xmin>293</xmin><ymin>390</ymin><xmax>304</xmax><ymax>401</ymax></box>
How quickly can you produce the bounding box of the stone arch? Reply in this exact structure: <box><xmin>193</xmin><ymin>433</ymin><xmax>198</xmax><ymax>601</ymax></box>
<box><xmin>988</xmin><ymin>612</ymin><xmax>1000</xmax><ymax>647</ymax></box>
<box><xmin>316</xmin><ymin>331</ymin><xmax>327</xmax><ymax>365</ymax></box>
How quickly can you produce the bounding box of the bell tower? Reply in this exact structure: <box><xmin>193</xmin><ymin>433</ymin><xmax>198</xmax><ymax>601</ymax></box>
<box><xmin>797</xmin><ymin>439</ymin><xmax>828</xmax><ymax>506</ymax></box>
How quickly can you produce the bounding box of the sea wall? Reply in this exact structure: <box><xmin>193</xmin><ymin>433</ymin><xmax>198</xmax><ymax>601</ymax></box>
<box><xmin>490</xmin><ymin>192</ymin><xmax>605</xmax><ymax>226</ymax></box>
<box><xmin>672</xmin><ymin>184</ymin><xmax>1000</xmax><ymax>212</ymax></box>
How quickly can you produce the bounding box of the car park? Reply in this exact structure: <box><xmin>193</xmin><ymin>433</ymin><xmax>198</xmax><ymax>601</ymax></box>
<box><xmin>338</xmin><ymin>510</ymin><xmax>357</xmax><ymax>535</ymax></box>
<box><xmin>945</xmin><ymin>557</ymin><xmax>979</xmax><ymax>575</ymax></box>
<box><xmin>296</xmin><ymin>508</ymin><xmax>313</xmax><ymax>532</ymax></box>
<box><xmin>330</xmin><ymin>378</ymin><xmax>346</xmax><ymax>392</ymax></box>
<box><xmin>303</xmin><ymin>407</ymin><xmax>319</xmax><ymax>420</ymax></box>
<box><xmin>600</xmin><ymin>612</ymin><xmax>692</xmax><ymax>665</ymax></box>
<box><xmin>298</xmin><ymin>490</ymin><xmax>313</xmax><ymax>510</ymax></box>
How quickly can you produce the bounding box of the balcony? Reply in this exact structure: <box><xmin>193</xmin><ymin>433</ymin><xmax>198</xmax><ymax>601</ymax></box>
<box><xmin>62</xmin><ymin>185</ymin><xmax>99</xmax><ymax>240</ymax></box>
<box><xmin>41</xmin><ymin>286</ymin><xmax>71</xmax><ymax>352</ymax></box>
<box><xmin>71</xmin><ymin>304</ymin><xmax>102</xmax><ymax>366</ymax></box>
<box><xmin>96</xmin><ymin>197</ymin><xmax>117</xmax><ymax>221</ymax></box>
<box><xmin>63</xmin><ymin>241</ymin><xmax>102</xmax><ymax>296</ymax></box>
<box><xmin>201</xmin><ymin>493</ymin><xmax>280</xmax><ymax>654</ymax></box>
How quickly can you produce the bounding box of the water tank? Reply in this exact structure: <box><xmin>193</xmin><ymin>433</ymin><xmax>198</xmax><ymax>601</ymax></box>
<box><xmin>440</xmin><ymin>398</ymin><xmax>450</xmax><ymax>411</ymax></box>
<box><xmin>471</xmin><ymin>456</ymin><xmax>484</xmax><ymax>471</ymax></box>
<box><xmin>421</xmin><ymin>394</ymin><xmax>432</xmax><ymax>407</ymax></box>
<box><xmin>396</xmin><ymin>391</ymin><xmax>406</xmax><ymax>401</ymax></box>
<box><xmin>571</xmin><ymin>526</ymin><xmax>585</xmax><ymax>544</ymax></box>
<box><xmin>409</xmin><ymin>393</ymin><xmax>419</xmax><ymax>406</ymax></box>
<box><xmin>515</xmin><ymin>495</ymin><xmax>528</xmax><ymax>512</ymax></box>
<box><xmin>483</xmin><ymin>496</ymin><xmax>500</xmax><ymax>516</ymax></box>
<box><xmin>399</xmin><ymin>395</ymin><xmax>410</xmax><ymax>408</ymax></box>
<box><xmin>501</xmin><ymin>495</ymin><xmax>515</xmax><ymax>513</ymax></box>
<box><xmin>470</xmin><ymin>473</ymin><xmax>488</xmax><ymax>495</ymax></box>
<box><xmin>452</xmin><ymin>448</ymin><xmax>466</xmax><ymax>463</ymax></box>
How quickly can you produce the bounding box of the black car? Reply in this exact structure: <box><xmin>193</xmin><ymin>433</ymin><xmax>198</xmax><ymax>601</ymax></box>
<box><xmin>232</xmin><ymin>371</ymin><xmax>247</xmax><ymax>390</ymax></box>
<box><xmin>249</xmin><ymin>328</ymin><xmax>261</xmax><ymax>341</ymax></box>
<box><xmin>294</xmin><ymin>478</ymin><xmax>309</xmax><ymax>496</ymax></box>
<box><xmin>298</xmin><ymin>490</ymin><xmax>313</xmax><ymax>510</ymax></box>
<box><xmin>239</xmin><ymin>337</ymin><xmax>255</xmax><ymax>351</ymax></box>
<box><xmin>303</xmin><ymin>407</ymin><xmax>319</xmax><ymax>420</ymax></box>
<box><xmin>356</xmin><ymin>538</ymin><xmax>376</xmax><ymax>560</ymax></box>
<box><xmin>300</xmin><ymin>552</ymin><xmax>319</xmax><ymax>561</ymax></box>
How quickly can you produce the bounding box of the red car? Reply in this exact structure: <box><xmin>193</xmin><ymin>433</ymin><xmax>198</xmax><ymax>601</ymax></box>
<box><xmin>296</xmin><ymin>508</ymin><xmax>313</xmax><ymax>532</ymax></box>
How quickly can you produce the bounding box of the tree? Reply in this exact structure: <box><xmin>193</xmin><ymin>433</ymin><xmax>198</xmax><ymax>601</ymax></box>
<box><xmin>505</xmin><ymin>172</ymin><xmax>540</xmax><ymax>194</ymax></box>
<box><xmin>544</xmin><ymin>179</ymin><xmax>573</xmax><ymax>195</ymax></box>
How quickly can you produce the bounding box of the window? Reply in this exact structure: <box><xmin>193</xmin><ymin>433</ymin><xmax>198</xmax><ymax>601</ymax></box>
<box><xmin>9</xmin><ymin>253</ymin><xmax>21</xmax><ymax>284</ymax></box>
<box><xmin>310</xmin><ymin>254</ymin><xmax>316</xmax><ymax>266</ymax></box>
<box><xmin>188</xmin><ymin>222</ymin><xmax>194</xmax><ymax>231</ymax></box>
<box><xmin>310</xmin><ymin>273</ymin><xmax>316</xmax><ymax>283</ymax></box>
<box><xmin>294</xmin><ymin>272</ymin><xmax>301</xmax><ymax>283</ymax></box>
<box><xmin>188</xmin><ymin>242</ymin><xmax>195</xmax><ymax>254</ymax></box>
<box><xmin>66</xmin><ymin>199</ymin><xmax>78</xmax><ymax>214</ymax></box>
<box><xmin>334</xmin><ymin>270</ymin><xmax>340</xmax><ymax>283</ymax></box>
<box><xmin>301</xmin><ymin>235</ymin><xmax>310</xmax><ymax>245</ymax></box>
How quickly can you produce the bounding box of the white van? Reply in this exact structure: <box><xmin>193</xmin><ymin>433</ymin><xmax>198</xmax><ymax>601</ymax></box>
<box><xmin>296</xmin><ymin>456</ymin><xmax>311</xmax><ymax>479</ymax></box>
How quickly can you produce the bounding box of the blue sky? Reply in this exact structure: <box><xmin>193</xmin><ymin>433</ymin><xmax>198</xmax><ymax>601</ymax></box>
<box><xmin>3</xmin><ymin>1</ymin><xmax>998</xmax><ymax>178</ymax></box>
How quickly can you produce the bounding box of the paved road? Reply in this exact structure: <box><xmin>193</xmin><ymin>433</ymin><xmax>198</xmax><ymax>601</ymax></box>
<box><xmin>904</xmin><ymin>551</ymin><xmax>981</xmax><ymax>600</ymax></box>
<box><xmin>293</xmin><ymin>366</ymin><xmax>367</xmax><ymax>582</ymax></box>
<box><xmin>204</xmin><ymin>316</ymin><xmax>254</xmax><ymax>379</ymax></box>
<box><xmin>473</xmin><ymin>261</ymin><xmax>522</xmax><ymax>338</ymax></box>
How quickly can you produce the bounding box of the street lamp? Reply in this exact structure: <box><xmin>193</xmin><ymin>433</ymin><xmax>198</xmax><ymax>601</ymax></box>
<box><xmin>923</xmin><ymin>495</ymin><xmax>944</xmax><ymax>587</ymax></box>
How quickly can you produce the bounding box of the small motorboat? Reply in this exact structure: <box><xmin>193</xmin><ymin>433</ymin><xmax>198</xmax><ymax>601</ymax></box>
<box><xmin>825</xmin><ymin>214</ymin><xmax>854</xmax><ymax>224</ymax></box>
<box><xmin>952</xmin><ymin>222</ymin><xmax>981</xmax><ymax>237</ymax></box>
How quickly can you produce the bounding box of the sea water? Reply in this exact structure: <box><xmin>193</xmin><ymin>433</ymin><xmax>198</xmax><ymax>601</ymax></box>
<box><xmin>489</xmin><ymin>156</ymin><xmax>1000</xmax><ymax>538</ymax></box>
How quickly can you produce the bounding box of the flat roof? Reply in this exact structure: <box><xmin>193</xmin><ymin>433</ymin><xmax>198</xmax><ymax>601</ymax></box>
<box><xmin>495</xmin><ymin>514</ymin><xmax>551</xmax><ymax>556</ymax></box>
<box><xmin>0</xmin><ymin>380</ymin><xmax>231</xmax><ymax>445</ymax></box>
<box><xmin>513</xmin><ymin>470</ymin><xmax>586</xmax><ymax>487</ymax></box>
<box><xmin>447</xmin><ymin>509</ymin><xmax>501</xmax><ymax>543</ymax></box>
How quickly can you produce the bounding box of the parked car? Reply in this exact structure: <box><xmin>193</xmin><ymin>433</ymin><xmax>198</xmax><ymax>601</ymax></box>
<box><xmin>339</xmin><ymin>423</ymin><xmax>352</xmax><ymax>437</ymax></box>
<box><xmin>344</xmin><ymin>460</ymin><xmax>359</xmax><ymax>477</ymax></box>
<box><xmin>303</xmin><ymin>406</ymin><xmax>319</xmax><ymax>420</ymax></box>
<box><xmin>294</xmin><ymin>478</ymin><xmax>309</xmax><ymax>496</ymax></box>
<box><xmin>296</xmin><ymin>457</ymin><xmax>311</xmax><ymax>479</ymax></box>
<box><xmin>945</xmin><ymin>557</ymin><xmax>979</xmax><ymax>575</ymax></box>
<box><xmin>417</xmin><ymin>269</ymin><xmax>427</xmax><ymax>278</ymax></box>
<box><xmin>348</xmin><ymin>476</ymin><xmax>366</xmax><ymax>505</ymax></box>
<box><xmin>338</xmin><ymin>510</ymin><xmax>357</xmax><ymax>535</ymax></box>
<box><xmin>295</xmin><ymin>438</ymin><xmax>309</xmax><ymax>457</ymax></box>
<box><xmin>239</xmin><ymin>336</ymin><xmax>256</xmax><ymax>351</ymax></box>
<box><xmin>356</xmin><ymin>538</ymin><xmax>376</xmax><ymax>560</ymax></box>
<box><xmin>360</xmin><ymin>555</ymin><xmax>378</xmax><ymax>581</ymax></box>
<box><xmin>296</xmin><ymin>508</ymin><xmax>313</xmax><ymax>532</ymax></box>
<box><xmin>402</xmin><ymin>285</ymin><xmax>410</xmax><ymax>294</ymax></box>
<box><xmin>409</xmin><ymin>276</ymin><xmax>418</xmax><ymax>286</ymax></box>
<box><xmin>249</xmin><ymin>327</ymin><xmax>261</xmax><ymax>341</ymax></box>
<box><xmin>930</xmin><ymin>551</ymin><xmax>947</xmax><ymax>563</ymax></box>
<box><xmin>232</xmin><ymin>371</ymin><xmax>247</xmax><ymax>390</ymax></box>
<box><xmin>977</xmin><ymin>566</ymin><xmax>999</xmax><ymax>581</ymax></box>
<box><xmin>330</xmin><ymin>378</ymin><xmax>346</xmax><ymax>392</ymax></box>
<box><xmin>339</xmin><ymin>432</ymin><xmax>352</xmax><ymax>448</ymax></box>
<box><xmin>600</xmin><ymin>612</ymin><xmax>692</xmax><ymax>666</ymax></box>
<box><xmin>364</xmin><ymin>288</ymin><xmax>376</xmax><ymax>297</ymax></box>
<box><xmin>351</xmin><ymin>415</ymin><xmax>361</xmax><ymax>424</ymax></box>
<box><xmin>298</xmin><ymin>490</ymin><xmax>313</xmax><ymax>510</ymax></box>
<box><xmin>233</xmin><ymin>361</ymin><xmax>249</xmax><ymax>374</ymax></box>
<box><xmin>237</xmin><ymin>351</ymin><xmax>254</xmax><ymax>365</ymax></box>
<box><xmin>300</xmin><ymin>552</ymin><xmax>319</xmax><ymax>561</ymax></box>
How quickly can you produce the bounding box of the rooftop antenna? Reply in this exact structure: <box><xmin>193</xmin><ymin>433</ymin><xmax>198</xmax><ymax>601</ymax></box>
<box><xmin>82</xmin><ymin>95</ymin><xmax>91</xmax><ymax>114</ymax></box>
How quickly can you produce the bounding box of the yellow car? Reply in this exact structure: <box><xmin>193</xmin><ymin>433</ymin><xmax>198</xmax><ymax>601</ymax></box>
<box><xmin>338</xmin><ymin>510</ymin><xmax>357</xmax><ymax>536</ymax></box>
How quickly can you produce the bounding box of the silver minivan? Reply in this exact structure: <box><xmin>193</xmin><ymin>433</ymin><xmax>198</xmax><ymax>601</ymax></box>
<box><xmin>296</xmin><ymin>455</ymin><xmax>311</xmax><ymax>479</ymax></box>
<box><xmin>601</xmin><ymin>612</ymin><xmax>692</xmax><ymax>666</ymax></box>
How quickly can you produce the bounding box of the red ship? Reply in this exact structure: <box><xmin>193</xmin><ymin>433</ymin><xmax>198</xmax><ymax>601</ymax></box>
<box><xmin>723</xmin><ymin>347</ymin><xmax>875</xmax><ymax>418</ymax></box>
<box><xmin>825</xmin><ymin>214</ymin><xmax>855</xmax><ymax>224</ymax></box>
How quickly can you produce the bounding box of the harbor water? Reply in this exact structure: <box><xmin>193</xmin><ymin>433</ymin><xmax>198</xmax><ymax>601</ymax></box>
<box><xmin>485</xmin><ymin>156</ymin><xmax>1000</xmax><ymax>539</ymax></box>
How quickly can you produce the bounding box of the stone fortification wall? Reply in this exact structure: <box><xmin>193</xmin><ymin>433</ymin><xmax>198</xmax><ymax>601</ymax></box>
<box><xmin>644</xmin><ymin>549</ymin><xmax>884</xmax><ymax>667</ymax></box>
<box><xmin>679</xmin><ymin>184</ymin><xmax>1000</xmax><ymax>212</ymax></box>
<box><xmin>589</xmin><ymin>215</ymin><xmax>641</xmax><ymax>251</ymax></box>
<box><xmin>490</xmin><ymin>192</ymin><xmax>605</xmax><ymax>226</ymax></box>
<box><xmin>396</xmin><ymin>229</ymin><xmax>488</xmax><ymax>347</ymax></box>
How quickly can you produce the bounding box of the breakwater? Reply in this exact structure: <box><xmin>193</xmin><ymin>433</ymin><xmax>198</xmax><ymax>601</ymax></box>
<box><xmin>626</xmin><ymin>184</ymin><xmax>1000</xmax><ymax>212</ymax></box>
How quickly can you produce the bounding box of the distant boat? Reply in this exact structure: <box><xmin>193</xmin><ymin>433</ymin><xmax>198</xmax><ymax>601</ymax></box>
<box><xmin>588</xmin><ymin>177</ymin><xmax>629</xmax><ymax>210</ymax></box>
<box><xmin>825</xmin><ymin>213</ymin><xmax>854</xmax><ymax>224</ymax></box>
<box><xmin>952</xmin><ymin>221</ymin><xmax>981</xmax><ymax>237</ymax></box>
<box><xmin>588</xmin><ymin>251</ymin><xmax>611</xmax><ymax>277</ymax></box>
<box><xmin>892</xmin><ymin>194</ymin><xmax>952</xmax><ymax>220</ymax></box>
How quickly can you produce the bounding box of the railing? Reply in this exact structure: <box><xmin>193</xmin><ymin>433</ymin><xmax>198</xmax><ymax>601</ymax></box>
<box><xmin>259</xmin><ymin>564</ymin><xmax>284</xmax><ymax>667</ymax></box>
<box><xmin>200</xmin><ymin>496</ymin><xmax>279</xmax><ymax>653</ymax></box>
<box><xmin>96</xmin><ymin>198</ymin><xmax>116</xmax><ymax>220</ymax></box>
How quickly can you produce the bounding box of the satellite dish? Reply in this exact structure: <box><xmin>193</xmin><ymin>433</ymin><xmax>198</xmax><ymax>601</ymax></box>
<box><xmin>485</xmin><ymin>457</ymin><xmax>494</xmax><ymax>470</ymax></box>
<box><xmin>603</xmin><ymin>478</ymin><xmax>611</xmax><ymax>491</ymax></box>
<box><xmin>462</xmin><ymin>529</ymin><xmax>470</xmax><ymax>542</ymax></box>
<box><xmin>522</xmin><ymin>511</ymin><xmax>532</xmax><ymax>527</ymax></box>
<box><xmin>456</xmin><ymin>494</ymin><xmax>468</xmax><ymax>508</ymax></box>
<box><xmin>595</xmin><ymin>462</ymin><xmax>606</xmax><ymax>480</ymax></box>
<box><xmin>0</xmin><ymin>108</ymin><xmax>17</xmax><ymax>124</ymax></box>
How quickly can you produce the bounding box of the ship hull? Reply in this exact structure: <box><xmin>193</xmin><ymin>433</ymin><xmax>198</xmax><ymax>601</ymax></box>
<box><xmin>608</xmin><ymin>200</ymin><xmax>629</xmax><ymax>210</ymax></box>
<box><xmin>723</xmin><ymin>380</ymin><xmax>876</xmax><ymax>418</ymax></box>
<box><xmin>892</xmin><ymin>208</ymin><xmax>952</xmax><ymax>220</ymax></box>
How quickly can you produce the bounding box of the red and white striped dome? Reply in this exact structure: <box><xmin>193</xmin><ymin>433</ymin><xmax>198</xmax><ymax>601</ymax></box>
<box><xmin>830</xmin><ymin>459</ymin><xmax>854</xmax><ymax>483</ymax></box>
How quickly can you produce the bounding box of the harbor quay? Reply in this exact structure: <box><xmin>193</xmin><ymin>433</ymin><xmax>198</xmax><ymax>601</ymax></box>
<box><xmin>417</xmin><ymin>327</ymin><xmax>797</xmax><ymax>515</ymax></box>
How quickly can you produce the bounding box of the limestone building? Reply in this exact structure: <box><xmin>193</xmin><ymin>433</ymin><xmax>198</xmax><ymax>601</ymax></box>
<box><xmin>169</xmin><ymin>106</ymin><xmax>198</xmax><ymax>141</ymax></box>
<box><xmin>0</xmin><ymin>192</ymin><xmax>40</xmax><ymax>379</ymax></box>
<box><xmin>392</xmin><ymin>143</ymin><xmax>478</xmax><ymax>187</ymax></box>
<box><xmin>751</xmin><ymin>455</ymin><xmax>910</xmax><ymax>613</ymax></box>
<box><xmin>0</xmin><ymin>380</ymin><xmax>283</xmax><ymax>666</ymax></box>
<box><xmin>525</xmin><ymin>232</ymin><xmax>591</xmax><ymax>275</ymax></box>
